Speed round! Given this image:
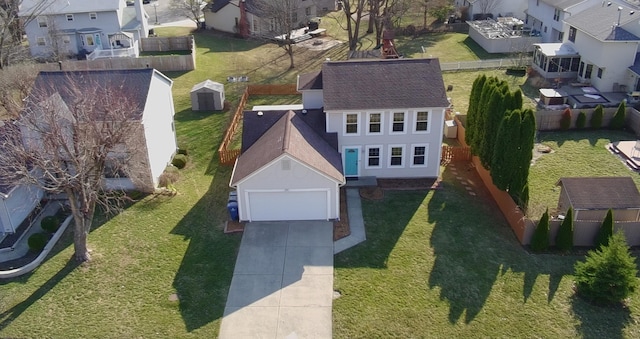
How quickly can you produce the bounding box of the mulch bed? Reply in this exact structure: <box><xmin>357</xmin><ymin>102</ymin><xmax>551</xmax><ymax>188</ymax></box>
<box><xmin>333</xmin><ymin>188</ymin><xmax>350</xmax><ymax>241</ymax></box>
<box><xmin>224</xmin><ymin>220</ymin><xmax>245</xmax><ymax>233</ymax></box>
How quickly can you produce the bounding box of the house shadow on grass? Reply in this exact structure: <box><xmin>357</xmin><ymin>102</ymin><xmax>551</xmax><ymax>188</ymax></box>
<box><xmin>170</xmin><ymin>156</ymin><xmax>242</xmax><ymax>333</ymax></box>
<box><xmin>427</xmin><ymin>165</ymin><xmax>579</xmax><ymax>324</ymax></box>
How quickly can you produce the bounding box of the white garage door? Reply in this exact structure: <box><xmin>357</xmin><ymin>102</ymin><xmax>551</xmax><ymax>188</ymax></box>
<box><xmin>247</xmin><ymin>190</ymin><xmax>329</xmax><ymax>221</ymax></box>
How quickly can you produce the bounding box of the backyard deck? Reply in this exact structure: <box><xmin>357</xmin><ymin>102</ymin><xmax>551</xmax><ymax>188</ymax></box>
<box><xmin>609</xmin><ymin>140</ymin><xmax>640</xmax><ymax>171</ymax></box>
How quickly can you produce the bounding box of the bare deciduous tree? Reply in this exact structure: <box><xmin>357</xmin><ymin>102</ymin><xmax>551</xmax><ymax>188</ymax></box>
<box><xmin>476</xmin><ymin>0</ymin><xmax>501</xmax><ymax>15</ymax></box>
<box><xmin>0</xmin><ymin>63</ymin><xmax>39</xmax><ymax>119</ymax></box>
<box><xmin>0</xmin><ymin>0</ymin><xmax>52</xmax><ymax>69</ymax></box>
<box><xmin>255</xmin><ymin>0</ymin><xmax>307</xmax><ymax>69</ymax></box>
<box><xmin>335</xmin><ymin>0</ymin><xmax>367</xmax><ymax>51</ymax></box>
<box><xmin>0</xmin><ymin>72</ymin><xmax>146</xmax><ymax>262</ymax></box>
<box><xmin>170</xmin><ymin>0</ymin><xmax>207</xmax><ymax>29</ymax></box>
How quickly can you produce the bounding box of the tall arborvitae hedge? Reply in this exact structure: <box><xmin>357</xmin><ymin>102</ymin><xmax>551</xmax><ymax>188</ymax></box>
<box><xmin>556</xmin><ymin>207</ymin><xmax>574</xmax><ymax>251</ymax></box>
<box><xmin>491</xmin><ymin>110</ymin><xmax>521</xmax><ymax>191</ymax></box>
<box><xmin>466</xmin><ymin>75</ymin><xmax>486</xmax><ymax>148</ymax></box>
<box><xmin>590</xmin><ymin>104</ymin><xmax>604</xmax><ymax>129</ymax></box>
<box><xmin>595</xmin><ymin>209</ymin><xmax>614</xmax><ymax>248</ymax></box>
<box><xmin>576</xmin><ymin>111</ymin><xmax>587</xmax><ymax>129</ymax></box>
<box><xmin>511</xmin><ymin>108</ymin><xmax>536</xmax><ymax>210</ymax></box>
<box><xmin>531</xmin><ymin>208</ymin><xmax>550</xmax><ymax>252</ymax></box>
<box><xmin>610</xmin><ymin>101</ymin><xmax>626</xmax><ymax>130</ymax></box>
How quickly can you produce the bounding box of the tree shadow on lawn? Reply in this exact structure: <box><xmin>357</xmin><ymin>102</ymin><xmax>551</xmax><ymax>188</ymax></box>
<box><xmin>0</xmin><ymin>257</ymin><xmax>80</xmax><ymax>330</ymax></box>
<box><xmin>170</xmin><ymin>157</ymin><xmax>241</xmax><ymax>333</ymax></box>
<box><xmin>571</xmin><ymin>294</ymin><xmax>632</xmax><ymax>339</ymax></box>
<box><xmin>194</xmin><ymin>31</ymin><xmax>265</xmax><ymax>54</ymax></box>
<box><xmin>427</xmin><ymin>165</ymin><xmax>579</xmax><ymax>324</ymax></box>
<box><xmin>395</xmin><ymin>33</ymin><xmax>449</xmax><ymax>58</ymax></box>
<box><xmin>537</xmin><ymin>129</ymin><xmax>635</xmax><ymax>148</ymax></box>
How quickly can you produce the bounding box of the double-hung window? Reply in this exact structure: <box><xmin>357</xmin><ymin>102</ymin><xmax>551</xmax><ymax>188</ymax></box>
<box><xmin>389</xmin><ymin>145</ymin><xmax>404</xmax><ymax>167</ymax></box>
<box><xmin>391</xmin><ymin>112</ymin><xmax>405</xmax><ymax>133</ymax></box>
<box><xmin>366</xmin><ymin>146</ymin><xmax>382</xmax><ymax>168</ymax></box>
<box><xmin>367</xmin><ymin>112</ymin><xmax>382</xmax><ymax>134</ymax></box>
<box><xmin>345</xmin><ymin>113</ymin><xmax>358</xmax><ymax>135</ymax></box>
<box><xmin>411</xmin><ymin>144</ymin><xmax>428</xmax><ymax>167</ymax></box>
<box><xmin>415</xmin><ymin>111</ymin><xmax>429</xmax><ymax>132</ymax></box>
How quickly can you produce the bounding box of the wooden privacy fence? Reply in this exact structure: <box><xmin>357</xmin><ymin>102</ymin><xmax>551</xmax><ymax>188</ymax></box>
<box><xmin>139</xmin><ymin>36</ymin><xmax>193</xmax><ymax>52</ymax></box>
<box><xmin>441</xmin><ymin>145</ymin><xmax>471</xmax><ymax>164</ymax></box>
<box><xmin>218</xmin><ymin>84</ymin><xmax>299</xmax><ymax>165</ymax></box>
<box><xmin>218</xmin><ymin>88</ymin><xmax>249</xmax><ymax>166</ymax></box>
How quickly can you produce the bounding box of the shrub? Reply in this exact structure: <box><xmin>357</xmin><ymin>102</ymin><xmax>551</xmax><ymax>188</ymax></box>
<box><xmin>28</xmin><ymin>233</ymin><xmax>48</xmax><ymax>251</ymax></box>
<box><xmin>610</xmin><ymin>101</ymin><xmax>626</xmax><ymax>129</ymax></box>
<box><xmin>595</xmin><ymin>209</ymin><xmax>614</xmax><ymax>248</ymax></box>
<box><xmin>40</xmin><ymin>215</ymin><xmax>60</xmax><ymax>233</ymax></box>
<box><xmin>576</xmin><ymin>111</ymin><xmax>587</xmax><ymax>129</ymax></box>
<box><xmin>531</xmin><ymin>208</ymin><xmax>550</xmax><ymax>252</ymax></box>
<box><xmin>158</xmin><ymin>168</ymin><xmax>180</xmax><ymax>187</ymax></box>
<box><xmin>555</xmin><ymin>207</ymin><xmax>574</xmax><ymax>251</ymax></box>
<box><xmin>171</xmin><ymin>154</ymin><xmax>188</xmax><ymax>169</ymax></box>
<box><xmin>560</xmin><ymin>108</ymin><xmax>572</xmax><ymax>130</ymax></box>
<box><xmin>590</xmin><ymin>105</ymin><xmax>604</xmax><ymax>129</ymax></box>
<box><xmin>574</xmin><ymin>232</ymin><xmax>638</xmax><ymax>305</ymax></box>
<box><xmin>177</xmin><ymin>148</ymin><xmax>189</xmax><ymax>156</ymax></box>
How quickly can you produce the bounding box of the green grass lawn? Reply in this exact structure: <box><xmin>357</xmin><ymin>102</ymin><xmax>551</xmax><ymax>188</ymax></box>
<box><xmin>1</xmin><ymin>22</ymin><xmax>638</xmax><ymax>338</ymax></box>
<box><xmin>528</xmin><ymin>130</ymin><xmax>640</xmax><ymax>219</ymax></box>
<box><xmin>334</xmin><ymin>174</ymin><xmax>640</xmax><ymax>337</ymax></box>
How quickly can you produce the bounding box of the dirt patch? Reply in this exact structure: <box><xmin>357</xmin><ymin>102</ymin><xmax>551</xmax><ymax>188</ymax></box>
<box><xmin>334</xmin><ymin>188</ymin><xmax>350</xmax><ymax>241</ymax></box>
<box><xmin>360</xmin><ymin>186</ymin><xmax>384</xmax><ymax>200</ymax></box>
<box><xmin>531</xmin><ymin>143</ymin><xmax>554</xmax><ymax>165</ymax></box>
<box><xmin>297</xmin><ymin>36</ymin><xmax>343</xmax><ymax>51</ymax></box>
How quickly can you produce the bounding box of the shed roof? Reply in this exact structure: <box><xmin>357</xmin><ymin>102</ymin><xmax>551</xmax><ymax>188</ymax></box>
<box><xmin>230</xmin><ymin>110</ymin><xmax>343</xmax><ymax>186</ymax></box>
<box><xmin>297</xmin><ymin>70</ymin><xmax>323</xmax><ymax>90</ymax></box>
<box><xmin>557</xmin><ymin>177</ymin><xmax>640</xmax><ymax>210</ymax></box>
<box><xmin>564</xmin><ymin>3</ymin><xmax>640</xmax><ymax>41</ymax></box>
<box><xmin>321</xmin><ymin>58</ymin><xmax>449</xmax><ymax>111</ymax></box>
<box><xmin>191</xmin><ymin>79</ymin><xmax>224</xmax><ymax>92</ymax></box>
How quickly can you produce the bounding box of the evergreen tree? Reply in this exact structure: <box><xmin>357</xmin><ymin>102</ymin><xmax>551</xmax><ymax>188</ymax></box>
<box><xmin>595</xmin><ymin>209</ymin><xmax>614</xmax><ymax>248</ymax></box>
<box><xmin>531</xmin><ymin>208</ymin><xmax>550</xmax><ymax>252</ymax></box>
<box><xmin>576</xmin><ymin>111</ymin><xmax>587</xmax><ymax>129</ymax></box>
<box><xmin>510</xmin><ymin>108</ymin><xmax>536</xmax><ymax>210</ymax></box>
<box><xmin>590</xmin><ymin>104</ymin><xmax>604</xmax><ymax>129</ymax></box>
<box><xmin>511</xmin><ymin>89</ymin><xmax>523</xmax><ymax>111</ymax></box>
<box><xmin>479</xmin><ymin>87</ymin><xmax>506</xmax><ymax>169</ymax></box>
<box><xmin>471</xmin><ymin>77</ymin><xmax>497</xmax><ymax>155</ymax></box>
<box><xmin>560</xmin><ymin>108</ymin><xmax>572</xmax><ymax>130</ymax></box>
<box><xmin>556</xmin><ymin>207</ymin><xmax>574</xmax><ymax>251</ymax></box>
<box><xmin>491</xmin><ymin>110</ymin><xmax>520</xmax><ymax>190</ymax></box>
<box><xmin>466</xmin><ymin>75</ymin><xmax>486</xmax><ymax>148</ymax></box>
<box><xmin>610</xmin><ymin>101</ymin><xmax>626</xmax><ymax>130</ymax></box>
<box><xmin>574</xmin><ymin>232</ymin><xmax>638</xmax><ymax>305</ymax></box>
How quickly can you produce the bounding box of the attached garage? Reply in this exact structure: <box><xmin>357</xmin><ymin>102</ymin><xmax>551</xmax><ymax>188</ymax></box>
<box><xmin>245</xmin><ymin>189</ymin><xmax>330</xmax><ymax>221</ymax></box>
<box><xmin>229</xmin><ymin>110</ymin><xmax>345</xmax><ymax>222</ymax></box>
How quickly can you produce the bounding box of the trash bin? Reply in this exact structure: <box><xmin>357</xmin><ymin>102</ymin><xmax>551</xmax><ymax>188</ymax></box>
<box><xmin>227</xmin><ymin>201</ymin><xmax>239</xmax><ymax>221</ymax></box>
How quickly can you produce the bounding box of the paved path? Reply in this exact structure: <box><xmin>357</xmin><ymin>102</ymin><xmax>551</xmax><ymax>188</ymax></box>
<box><xmin>219</xmin><ymin>221</ymin><xmax>334</xmax><ymax>338</ymax></box>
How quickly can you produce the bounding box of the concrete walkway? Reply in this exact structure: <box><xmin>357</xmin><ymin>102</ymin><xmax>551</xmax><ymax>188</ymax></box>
<box><xmin>219</xmin><ymin>221</ymin><xmax>334</xmax><ymax>338</ymax></box>
<box><xmin>334</xmin><ymin>188</ymin><xmax>367</xmax><ymax>254</ymax></box>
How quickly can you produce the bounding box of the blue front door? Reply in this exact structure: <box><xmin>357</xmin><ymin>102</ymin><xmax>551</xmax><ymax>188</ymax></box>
<box><xmin>344</xmin><ymin>148</ymin><xmax>358</xmax><ymax>177</ymax></box>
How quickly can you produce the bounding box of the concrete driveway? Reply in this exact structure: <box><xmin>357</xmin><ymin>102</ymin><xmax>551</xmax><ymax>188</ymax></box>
<box><xmin>219</xmin><ymin>221</ymin><xmax>334</xmax><ymax>338</ymax></box>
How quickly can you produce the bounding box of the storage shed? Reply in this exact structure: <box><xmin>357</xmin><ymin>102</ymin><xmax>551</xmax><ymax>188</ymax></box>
<box><xmin>190</xmin><ymin>80</ymin><xmax>224</xmax><ymax>111</ymax></box>
<box><xmin>556</xmin><ymin>177</ymin><xmax>640</xmax><ymax>221</ymax></box>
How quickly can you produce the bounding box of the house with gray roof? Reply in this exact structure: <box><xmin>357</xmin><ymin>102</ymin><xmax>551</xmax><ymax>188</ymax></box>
<box><xmin>229</xmin><ymin>59</ymin><xmax>448</xmax><ymax>222</ymax></box>
<box><xmin>25</xmin><ymin>69</ymin><xmax>177</xmax><ymax>193</ymax></box>
<box><xmin>525</xmin><ymin>0</ymin><xmax>601</xmax><ymax>43</ymax></box>
<box><xmin>533</xmin><ymin>1</ymin><xmax>640</xmax><ymax>93</ymax></box>
<box><xmin>19</xmin><ymin>0</ymin><xmax>149</xmax><ymax>60</ymax></box>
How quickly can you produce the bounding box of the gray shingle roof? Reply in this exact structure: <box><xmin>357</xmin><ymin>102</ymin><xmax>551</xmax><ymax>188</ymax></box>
<box><xmin>564</xmin><ymin>3</ymin><xmax>640</xmax><ymax>41</ymax></box>
<box><xmin>28</xmin><ymin>69</ymin><xmax>156</xmax><ymax>121</ymax></box>
<box><xmin>231</xmin><ymin>110</ymin><xmax>343</xmax><ymax>185</ymax></box>
<box><xmin>297</xmin><ymin>71</ymin><xmax>323</xmax><ymax>91</ymax></box>
<box><xmin>557</xmin><ymin>177</ymin><xmax>640</xmax><ymax>210</ymax></box>
<box><xmin>542</xmin><ymin>0</ymin><xmax>588</xmax><ymax>10</ymax></box>
<box><xmin>321</xmin><ymin>58</ymin><xmax>449</xmax><ymax>111</ymax></box>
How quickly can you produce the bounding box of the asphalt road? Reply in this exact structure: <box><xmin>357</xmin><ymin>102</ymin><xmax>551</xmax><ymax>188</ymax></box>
<box><xmin>143</xmin><ymin>0</ymin><xmax>196</xmax><ymax>27</ymax></box>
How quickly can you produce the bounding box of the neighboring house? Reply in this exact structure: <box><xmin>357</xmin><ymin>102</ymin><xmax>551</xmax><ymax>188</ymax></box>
<box><xmin>19</xmin><ymin>0</ymin><xmax>149</xmax><ymax>60</ymax></box>
<box><xmin>532</xmin><ymin>2</ymin><xmax>640</xmax><ymax>93</ymax></box>
<box><xmin>299</xmin><ymin>58</ymin><xmax>450</xmax><ymax>179</ymax></box>
<box><xmin>455</xmin><ymin>0</ymin><xmax>528</xmax><ymax>20</ymax></box>
<box><xmin>524</xmin><ymin>0</ymin><xmax>601</xmax><ymax>43</ymax></box>
<box><xmin>556</xmin><ymin>177</ymin><xmax>640</xmax><ymax>221</ymax></box>
<box><xmin>204</xmin><ymin>0</ymin><xmax>317</xmax><ymax>37</ymax></box>
<box><xmin>25</xmin><ymin>69</ymin><xmax>177</xmax><ymax>193</ymax></box>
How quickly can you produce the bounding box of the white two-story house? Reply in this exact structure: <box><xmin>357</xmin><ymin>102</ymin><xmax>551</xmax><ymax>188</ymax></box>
<box><xmin>455</xmin><ymin>0</ymin><xmax>528</xmax><ymax>20</ymax></box>
<box><xmin>229</xmin><ymin>59</ymin><xmax>449</xmax><ymax>222</ymax></box>
<box><xmin>19</xmin><ymin>0</ymin><xmax>149</xmax><ymax>60</ymax></box>
<box><xmin>525</xmin><ymin>0</ymin><xmax>601</xmax><ymax>43</ymax></box>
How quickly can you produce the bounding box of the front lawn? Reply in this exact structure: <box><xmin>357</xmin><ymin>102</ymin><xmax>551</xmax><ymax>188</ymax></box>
<box><xmin>333</xmin><ymin>173</ymin><xmax>640</xmax><ymax>337</ymax></box>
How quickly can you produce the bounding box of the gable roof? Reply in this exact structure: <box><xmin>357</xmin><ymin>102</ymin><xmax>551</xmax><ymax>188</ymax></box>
<box><xmin>230</xmin><ymin>110</ymin><xmax>343</xmax><ymax>186</ymax></box>
<box><xmin>564</xmin><ymin>3</ymin><xmax>640</xmax><ymax>41</ymax></box>
<box><xmin>541</xmin><ymin>0</ymin><xmax>588</xmax><ymax>10</ymax></box>
<box><xmin>321</xmin><ymin>58</ymin><xmax>449</xmax><ymax>111</ymax></box>
<box><xmin>28</xmin><ymin>69</ymin><xmax>159</xmax><ymax>121</ymax></box>
<box><xmin>191</xmin><ymin>79</ymin><xmax>224</xmax><ymax>92</ymax></box>
<box><xmin>557</xmin><ymin>177</ymin><xmax>640</xmax><ymax>210</ymax></box>
<box><xmin>297</xmin><ymin>70</ymin><xmax>323</xmax><ymax>90</ymax></box>
<box><xmin>208</xmin><ymin>0</ymin><xmax>233</xmax><ymax>13</ymax></box>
